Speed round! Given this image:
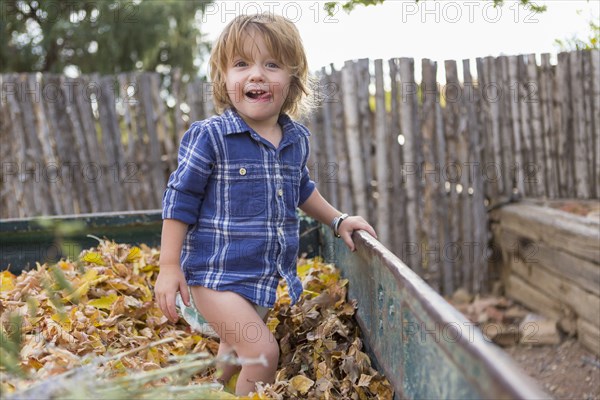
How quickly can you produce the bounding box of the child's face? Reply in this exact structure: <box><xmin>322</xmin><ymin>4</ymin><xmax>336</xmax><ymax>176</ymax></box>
<box><xmin>224</xmin><ymin>30</ymin><xmax>291</xmax><ymax>126</ymax></box>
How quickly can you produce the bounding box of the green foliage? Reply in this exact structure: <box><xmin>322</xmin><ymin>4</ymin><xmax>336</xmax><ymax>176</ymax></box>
<box><xmin>0</xmin><ymin>0</ymin><xmax>212</xmax><ymax>74</ymax></box>
<box><xmin>554</xmin><ymin>9</ymin><xmax>599</xmax><ymax>50</ymax></box>
<box><xmin>324</xmin><ymin>0</ymin><xmax>547</xmax><ymax>15</ymax></box>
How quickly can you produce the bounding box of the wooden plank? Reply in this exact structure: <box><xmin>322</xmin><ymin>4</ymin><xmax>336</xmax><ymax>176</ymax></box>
<box><xmin>497</xmin><ymin>56</ymin><xmax>514</xmax><ymax>195</ymax></box>
<box><xmin>435</xmin><ymin>99</ymin><xmax>452</xmax><ymax>296</ymax></box>
<box><xmin>139</xmin><ymin>73</ymin><xmax>167</xmax><ymax>208</ymax></box>
<box><xmin>505</xmin><ymin>273</ymin><xmax>575</xmax><ymax>330</ymax></box>
<box><xmin>171</xmin><ymin>68</ymin><xmax>184</xmax><ymax>152</ymax></box>
<box><xmin>583</xmin><ymin>50</ymin><xmax>597</xmax><ymax>198</ymax></box>
<box><xmin>341</xmin><ymin>61</ymin><xmax>368</xmax><ymax>218</ymax></box>
<box><xmin>464</xmin><ymin>59</ymin><xmax>488</xmax><ymax>294</ymax></box>
<box><xmin>509</xmin><ymin>248</ymin><xmax>600</xmax><ymax>327</ymax></box>
<box><xmin>186</xmin><ymin>79</ymin><xmax>203</xmax><ymax>127</ymax></box>
<box><xmin>517</xmin><ymin>55</ymin><xmax>534</xmax><ymax>196</ymax></box>
<box><xmin>74</xmin><ymin>75</ymin><xmax>111</xmax><ymax>211</ymax></box>
<box><xmin>320</xmin><ymin>69</ymin><xmax>338</xmax><ymax>210</ymax></box>
<box><xmin>97</xmin><ymin>76</ymin><xmax>124</xmax><ymax>210</ymax></box>
<box><xmin>20</xmin><ymin>74</ymin><xmax>51</xmax><ymax>215</ymax></box>
<box><xmin>539</xmin><ymin>54</ymin><xmax>558</xmax><ymax>198</ymax></box>
<box><xmin>357</xmin><ymin>58</ymin><xmax>374</xmax><ymax>223</ymax></box>
<box><xmin>443</xmin><ymin>59</ymin><xmax>463</xmax><ymax>289</ymax></box>
<box><xmin>130</xmin><ymin>73</ymin><xmax>155</xmax><ymax>210</ymax></box>
<box><xmin>476</xmin><ymin>56</ymin><xmax>500</xmax><ymax>199</ymax></box>
<box><xmin>42</xmin><ymin>74</ymin><xmax>75</xmax><ymax>215</ymax></box>
<box><xmin>498</xmin><ymin>203</ymin><xmax>600</xmax><ymax>263</ymax></box>
<box><xmin>556</xmin><ymin>52</ymin><xmax>573</xmax><ymax>197</ymax></box>
<box><xmin>497</xmin><ymin>227</ymin><xmax>600</xmax><ymax>296</ymax></box>
<box><xmin>151</xmin><ymin>74</ymin><xmax>177</xmax><ymax>174</ymax></box>
<box><xmin>3</xmin><ymin>74</ymin><xmax>29</xmax><ymax>218</ymax></box>
<box><xmin>374</xmin><ymin>59</ymin><xmax>390</xmax><ymax>247</ymax></box>
<box><xmin>330</xmin><ymin>69</ymin><xmax>352</xmax><ymax>216</ymax></box>
<box><xmin>508</xmin><ymin>56</ymin><xmax>525</xmax><ymax>195</ymax></box>
<box><xmin>457</xmin><ymin>59</ymin><xmax>473</xmax><ymax>292</ymax></box>
<box><xmin>118</xmin><ymin>73</ymin><xmax>140</xmax><ymax>211</ymax></box>
<box><xmin>591</xmin><ymin>49</ymin><xmax>600</xmax><ymax>201</ymax></box>
<box><xmin>388</xmin><ymin>59</ymin><xmax>408</xmax><ymax>261</ymax></box>
<box><xmin>569</xmin><ymin>51</ymin><xmax>589</xmax><ymax>198</ymax></box>
<box><xmin>398</xmin><ymin>57</ymin><xmax>422</xmax><ymax>274</ymax></box>
<box><xmin>420</xmin><ymin>58</ymin><xmax>440</xmax><ymax>292</ymax></box>
<box><xmin>525</xmin><ymin>54</ymin><xmax>546</xmax><ymax>197</ymax></box>
<box><xmin>577</xmin><ymin>318</ymin><xmax>600</xmax><ymax>356</ymax></box>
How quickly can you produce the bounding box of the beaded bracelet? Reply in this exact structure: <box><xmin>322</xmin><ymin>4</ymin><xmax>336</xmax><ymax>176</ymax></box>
<box><xmin>331</xmin><ymin>213</ymin><xmax>349</xmax><ymax>238</ymax></box>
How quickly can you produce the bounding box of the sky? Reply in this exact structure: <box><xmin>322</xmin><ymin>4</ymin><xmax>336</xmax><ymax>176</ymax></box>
<box><xmin>199</xmin><ymin>0</ymin><xmax>598</xmax><ymax>79</ymax></box>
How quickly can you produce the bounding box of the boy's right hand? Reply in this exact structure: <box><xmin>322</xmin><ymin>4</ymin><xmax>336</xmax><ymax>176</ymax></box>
<box><xmin>154</xmin><ymin>264</ymin><xmax>190</xmax><ymax>323</ymax></box>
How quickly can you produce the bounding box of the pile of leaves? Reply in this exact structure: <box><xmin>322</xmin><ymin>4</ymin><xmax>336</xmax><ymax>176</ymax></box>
<box><xmin>0</xmin><ymin>240</ymin><xmax>393</xmax><ymax>399</ymax></box>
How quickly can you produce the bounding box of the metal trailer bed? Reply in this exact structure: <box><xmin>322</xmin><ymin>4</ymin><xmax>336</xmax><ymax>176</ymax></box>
<box><xmin>0</xmin><ymin>211</ymin><xmax>548</xmax><ymax>399</ymax></box>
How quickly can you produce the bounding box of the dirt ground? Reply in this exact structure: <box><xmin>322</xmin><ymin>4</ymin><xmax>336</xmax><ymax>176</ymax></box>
<box><xmin>505</xmin><ymin>339</ymin><xmax>600</xmax><ymax>400</ymax></box>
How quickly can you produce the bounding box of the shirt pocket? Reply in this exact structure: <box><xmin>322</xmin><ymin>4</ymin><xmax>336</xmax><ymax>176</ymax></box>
<box><xmin>281</xmin><ymin>165</ymin><xmax>301</xmax><ymax>214</ymax></box>
<box><xmin>225</xmin><ymin>163</ymin><xmax>267</xmax><ymax>217</ymax></box>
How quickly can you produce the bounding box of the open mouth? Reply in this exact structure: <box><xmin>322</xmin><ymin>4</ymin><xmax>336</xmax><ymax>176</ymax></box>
<box><xmin>245</xmin><ymin>88</ymin><xmax>270</xmax><ymax>100</ymax></box>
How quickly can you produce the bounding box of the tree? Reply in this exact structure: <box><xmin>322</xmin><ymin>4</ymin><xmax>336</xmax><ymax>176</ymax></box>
<box><xmin>0</xmin><ymin>0</ymin><xmax>212</xmax><ymax>75</ymax></box>
<box><xmin>325</xmin><ymin>0</ymin><xmax>547</xmax><ymax>14</ymax></box>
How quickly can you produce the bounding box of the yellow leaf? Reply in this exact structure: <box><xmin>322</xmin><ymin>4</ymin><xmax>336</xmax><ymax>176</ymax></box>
<box><xmin>297</xmin><ymin>262</ymin><xmax>313</xmax><ymax>278</ymax></box>
<box><xmin>51</xmin><ymin>313</ymin><xmax>72</xmax><ymax>330</ymax></box>
<box><xmin>0</xmin><ymin>271</ymin><xmax>16</xmax><ymax>292</ymax></box>
<box><xmin>140</xmin><ymin>264</ymin><xmax>159</xmax><ymax>273</ymax></box>
<box><xmin>88</xmin><ymin>293</ymin><xmax>119</xmax><ymax>309</ymax></box>
<box><xmin>125</xmin><ymin>246</ymin><xmax>141</xmax><ymax>262</ymax></box>
<box><xmin>63</xmin><ymin>269</ymin><xmax>102</xmax><ymax>302</ymax></box>
<box><xmin>290</xmin><ymin>375</ymin><xmax>314</xmax><ymax>394</ymax></box>
<box><xmin>267</xmin><ymin>317</ymin><xmax>280</xmax><ymax>333</ymax></box>
<box><xmin>81</xmin><ymin>252</ymin><xmax>105</xmax><ymax>265</ymax></box>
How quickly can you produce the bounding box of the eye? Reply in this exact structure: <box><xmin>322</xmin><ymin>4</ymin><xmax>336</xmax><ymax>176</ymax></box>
<box><xmin>266</xmin><ymin>62</ymin><xmax>280</xmax><ymax>69</ymax></box>
<box><xmin>233</xmin><ymin>60</ymin><xmax>248</xmax><ymax>67</ymax></box>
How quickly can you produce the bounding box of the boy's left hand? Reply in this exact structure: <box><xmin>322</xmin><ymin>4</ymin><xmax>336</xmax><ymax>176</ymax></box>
<box><xmin>338</xmin><ymin>216</ymin><xmax>377</xmax><ymax>252</ymax></box>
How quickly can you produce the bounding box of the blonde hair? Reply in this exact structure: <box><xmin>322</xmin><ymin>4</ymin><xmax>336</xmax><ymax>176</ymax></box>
<box><xmin>209</xmin><ymin>13</ymin><xmax>314</xmax><ymax>120</ymax></box>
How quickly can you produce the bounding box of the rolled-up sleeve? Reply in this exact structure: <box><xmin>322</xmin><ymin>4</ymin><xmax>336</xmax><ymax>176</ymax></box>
<box><xmin>298</xmin><ymin>137</ymin><xmax>316</xmax><ymax>205</ymax></box>
<box><xmin>162</xmin><ymin>122</ymin><xmax>215</xmax><ymax>224</ymax></box>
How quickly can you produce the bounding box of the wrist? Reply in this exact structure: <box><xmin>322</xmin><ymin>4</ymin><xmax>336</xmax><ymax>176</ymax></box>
<box><xmin>330</xmin><ymin>213</ymin><xmax>349</xmax><ymax>238</ymax></box>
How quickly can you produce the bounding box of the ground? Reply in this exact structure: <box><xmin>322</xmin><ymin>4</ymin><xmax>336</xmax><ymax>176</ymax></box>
<box><xmin>505</xmin><ymin>339</ymin><xmax>600</xmax><ymax>400</ymax></box>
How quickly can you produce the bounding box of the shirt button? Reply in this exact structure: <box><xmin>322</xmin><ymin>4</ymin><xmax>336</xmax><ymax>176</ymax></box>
<box><xmin>278</xmin><ymin>188</ymin><xmax>283</xmax><ymax>197</ymax></box>
<box><xmin>239</xmin><ymin>167</ymin><xmax>247</xmax><ymax>176</ymax></box>
<box><xmin>278</xmin><ymin>228</ymin><xmax>283</xmax><ymax>236</ymax></box>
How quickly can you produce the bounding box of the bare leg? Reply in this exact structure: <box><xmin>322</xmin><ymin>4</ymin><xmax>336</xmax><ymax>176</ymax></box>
<box><xmin>215</xmin><ymin>341</ymin><xmax>240</xmax><ymax>385</ymax></box>
<box><xmin>190</xmin><ymin>286</ymin><xmax>279</xmax><ymax>396</ymax></box>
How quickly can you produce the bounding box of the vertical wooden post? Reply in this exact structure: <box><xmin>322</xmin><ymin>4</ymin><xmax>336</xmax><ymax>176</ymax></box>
<box><xmin>388</xmin><ymin>59</ymin><xmax>408</xmax><ymax>260</ymax></box>
<box><xmin>420</xmin><ymin>59</ymin><xmax>440</xmax><ymax>292</ymax></box>
<box><xmin>556</xmin><ymin>52</ymin><xmax>573</xmax><ymax>197</ymax></box>
<box><xmin>590</xmin><ymin>49</ymin><xmax>600</xmax><ymax>199</ymax></box>
<box><xmin>508</xmin><ymin>56</ymin><xmax>525</xmax><ymax>196</ymax></box>
<box><xmin>398</xmin><ymin>57</ymin><xmax>422</xmax><ymax>275</ymax></box>
<box><xmin>444</xmin><ymin>60</ymin><xmax>462</xmax><ymax>289</ymax></box>
<box><xmin>342</xmin><ymin>60</ymin><xmax>368</xmax><ymax>218</ymax></box>
<box><xmin>320</xmin><ymin>69</ymin><xmax>339</xmax><ymax>209</ymax></box>
<box><xmin>539</xmin><ymin>54</ymin><xmax>558</xmax><ymax>199</ymax></box>
<box><xmin>570</xmin><ymin>51</ymin><xmax>589</xmax><ymax>198</ymax></box>
<box><xmin>374</xmin><ymin>59</ymin><xmax>390</xmax><ymax>247</ymax></box>
<box><xmin>464</xmin><ymin>59</ymin><xmax>488</xmax><ymax>294</ymax></box>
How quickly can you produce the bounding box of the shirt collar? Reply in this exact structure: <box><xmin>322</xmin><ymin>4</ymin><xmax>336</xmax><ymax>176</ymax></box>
<box><xmin>220</xmin><ymin>108</ymin><xmax>310</xmax><ymax>144</ymax></box>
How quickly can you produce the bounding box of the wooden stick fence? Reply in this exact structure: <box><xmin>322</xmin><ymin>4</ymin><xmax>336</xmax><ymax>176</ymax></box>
<box><xmin>307</xmin><ymin>49</ymin><xmax>599</xmax><ymax>294</ymax></box>
<box><xmin>1</xmin><ymin>49</ymin><xmax>598</xmax><ymax>294</ymax></box>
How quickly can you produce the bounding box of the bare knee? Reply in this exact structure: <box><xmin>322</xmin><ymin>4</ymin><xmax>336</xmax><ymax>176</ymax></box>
<box><xmin>261</xmin><ymin>339</ymin><xmax>280</xmax><ymax>368</ymax></box>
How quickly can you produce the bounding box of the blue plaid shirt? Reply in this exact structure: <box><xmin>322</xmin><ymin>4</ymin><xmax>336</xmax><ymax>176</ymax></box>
<box><xmin>162</xmin><ymin>108</ymin><xmax>316</xmax><ymax>308</ymax></box>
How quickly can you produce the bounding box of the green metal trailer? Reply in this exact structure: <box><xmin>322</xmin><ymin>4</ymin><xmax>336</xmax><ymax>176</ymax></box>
<box><xmin>0</xmin><ymin>211</ymin><xmax>548</xmax><ymax>399</ymax></box>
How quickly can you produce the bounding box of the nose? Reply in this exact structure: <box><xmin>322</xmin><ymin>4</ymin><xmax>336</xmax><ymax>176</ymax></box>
<box><xmin>248</xmin><ymin>65</ymin><xmax>265</xmax><ymax>82</ymax></box>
